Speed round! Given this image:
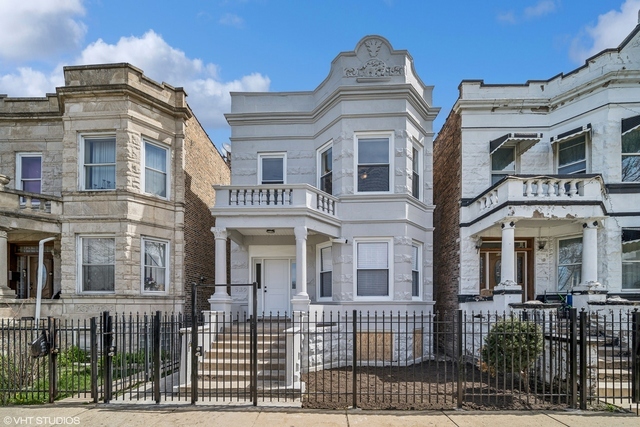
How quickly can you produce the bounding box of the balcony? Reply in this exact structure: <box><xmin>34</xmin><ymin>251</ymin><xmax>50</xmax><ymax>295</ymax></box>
<box><xmin>0</xmin><ymin>188</ymin><xmax>63</xmax><ymax>216</ymax></box>
<box><xmin>462</xmin><ymin>174</ymin><xmax>606</xmax><ymax>226</ymax></box>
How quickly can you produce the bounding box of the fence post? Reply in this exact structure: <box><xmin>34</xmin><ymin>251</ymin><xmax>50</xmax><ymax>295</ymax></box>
<box><xmin>352</xmin><ymin>309</ymin><xmax>357</xmax><ymax>409</ymax></box>
<box><xmin>632</xmin><ymin>310</ymin><xmax>639</xmax><ymax>403</ymax></box>
<box><xmin>90</xmin><ymin>317</ymin><xmax>98</xmax><ymax>403</ymax></box>
<box><xmin>457</xmin><ymin>310</ymin><xmax>463</xmax><ymax>409</ymax></box>
<box><xmin>48</xmin><ymin>317</ymin><xmax>57</xmax><ymax>403</ymax></box>
<box><xmin>153</xmin><ymin>311</ymin><xmax>161</xmax><ymax>404</ymax></box>
<box><xmin>579</xmin><ymin>309</ymin><xmax>587</xmax><ymax>410</ymax></box>
<box><xmin>251</xmin><ymin>282</ymin><xmax>258</xmax><ymax>406</ymax></box>
<box><xmin>102</xmin><ymin>311</ymin><xmax>113</xmax><ymax>403</ymax></box>
<box><xmin>190</xmin><ymin>283</ymin><xmax>199</xmax><ymax>405</ymax></box>
<box><xmin>569</xmin><ymin>308</ymin><xmax>577</xmax><ymax>409</ymax></box>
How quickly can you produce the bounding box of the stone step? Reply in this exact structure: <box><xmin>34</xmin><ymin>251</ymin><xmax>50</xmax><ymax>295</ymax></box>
<box><xmin>598</xmin><ymin>358</ymin><xmax>630</xmax><ymax>369</ymax></box>
<box><xmin>211</xmin><ymin>340</ymin><xmax>286</xmax><ymax>350</ymax></box>
<box><xmin>597</xmin><ymin>381</ymin><xmax>631</xmax><ymax>398</ymax></box>
<box><xmin>200</xmin><ymin>358</ymin><xmax>286</xmax><ymax>370</ymax></box>
<box><xmin>597</xmin><ymin>368</ymin><xmax>631</xmax><ymax>380</ymax></box>
<box><xmin>175</xmin><ymin>380</ymin><xmax>301</xmax><ymax>396</ymax></box>
<box><xmin>597</xmin><ymin>346</ymin><xmax>630</xmax><ymax>357</ymax></box>
<box><xmin>198</xmin><ymin>370</ymin><xmax>286</xmax><ymax>381</ymax></box>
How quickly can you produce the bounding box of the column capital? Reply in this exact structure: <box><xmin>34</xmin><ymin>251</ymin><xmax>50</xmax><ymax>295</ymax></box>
<box><xmin>582</xmin><ymin>220</ymin><xmax>600</xmax><ymax>229</ymax></box>
<box><xmin>211</xmin><ymin>227</ymin><xmax>228</xmax><ymax>240</ymax></box>
<box><xmin>0</xmin><ymin>229</ymin><xmax>7</xmax><ymax>239</ymax></box>
<box><xmin>294</xmin><ymin>226</ymin><xmax>308</xmax><ymax>240</ymax></box>
<box><xmin>500</xmin><ymin>220</ymin><xmax>517</xmax><ymax>230</ymax></box>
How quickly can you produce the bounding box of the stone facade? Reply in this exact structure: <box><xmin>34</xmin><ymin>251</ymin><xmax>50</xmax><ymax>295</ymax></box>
<box><xmin>0</xmin><ymin>63</ymin><xmax>230</xmax><ymax>319</ymax></box>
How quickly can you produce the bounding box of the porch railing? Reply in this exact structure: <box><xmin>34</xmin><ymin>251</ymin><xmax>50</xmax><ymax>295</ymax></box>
<box><xmin>0</xmin><ymin>188</ymin><xmax>63</xmax><ymax>215</ymax></box>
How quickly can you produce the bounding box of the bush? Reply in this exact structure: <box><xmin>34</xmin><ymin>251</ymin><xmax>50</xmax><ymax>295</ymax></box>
<box><xmin>480</xmin><ymin>318</ymin><xmax>543</xmax><ymax>391</ymax></box>
<box><xmin>58</xmin><ymin>346</ymin><xmax>88</xmax><ymax>367</ymax></box>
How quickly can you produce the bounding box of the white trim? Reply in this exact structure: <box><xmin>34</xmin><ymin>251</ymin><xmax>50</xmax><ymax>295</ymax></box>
<box><xmin>317</xmin><ymin>140</ymin><xmax>333</xmax><ymax>194</ymax></box>
<box><xmin>411</xmin><ymin>241</ymin><xmax>422</xmax><ymax>300</ymax></box>
<box><xmin>411</xmin><ymin>144</ymin><xmax>422</xmax><ymax>200</ymax></box>
<box><xmin>141</xmin><ymin>237</ymin><xmax>170</xmax><ymax>295</ymax></box>
<box><xmin>79</xmin><ymin>133</ymin><xmax>117</xmax><ymax>191</ymax></box>
<box><xmin>316</xmin><ymin>241</ymin><xmax>333</xmax><ymax>301</ymax></box>
<box><xmin>555</xmin><ymin>133</ymin><xmax>589</xmax><ymax>174</ymax></box>
<box><xmin>557</xmin><ymin>236</ymin><xmax>583</xmax><ymax>292</ymax></box>
<box><xmin>258</xmin><ymin>152</ymin><xmax>287</xmax><ymax>185</ymax></box>
<box><xmin>77</xmin><ymin>234</ymin><xmax>116</xmax><ymax>294</ymax></box>
<box><xmin>353</xmin><ymin>237</ymin><xmax>394</xmax><ymax>301</ymax></box>
<box><xmin>354</xmin><ymin>132</ymin><xmax>393</xmax><ymax>195</ymax></box>
<box><xmin>16</xmin><ymin>152</ymin><xmax>42</xmax><ymax>205</ymax></box>
<box><xmin>141</xmin><ymin>139</ymin><xmax>170</xmax><ymax>200</ymax></box>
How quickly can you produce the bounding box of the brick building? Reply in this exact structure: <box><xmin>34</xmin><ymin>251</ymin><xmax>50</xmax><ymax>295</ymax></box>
<box><xmin>0</xmin><ymin>63</ymin><xmax>230</xmax><ymax>318</ymax></box>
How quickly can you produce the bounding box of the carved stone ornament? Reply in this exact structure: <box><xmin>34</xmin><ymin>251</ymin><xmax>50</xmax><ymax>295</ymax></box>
<box><xmin>344</xmin><ymin>59</ymin><xmax>404</xmax><ymax>78</ymax></box>
<box><xmin>364</xmin><ymin>39</ymin><xmax>382</xmax><ymax>57</ymax></box>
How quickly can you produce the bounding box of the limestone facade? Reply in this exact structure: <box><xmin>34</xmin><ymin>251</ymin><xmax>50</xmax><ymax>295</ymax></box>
<box><xmin>0</xmin><ymin>63</ymin><xmax>230</xmax><ymax>319</ymax></box>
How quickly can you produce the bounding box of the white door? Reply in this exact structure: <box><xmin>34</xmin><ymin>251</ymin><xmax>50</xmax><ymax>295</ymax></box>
<box><xmin>262</xmin><ymin>259</ymin><xmax>290</xmax><ymax>315</ymax></box>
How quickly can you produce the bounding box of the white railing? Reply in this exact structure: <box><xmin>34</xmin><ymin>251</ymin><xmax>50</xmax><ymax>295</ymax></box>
<box><xmin>215</xmin><ymin>184</ymin><xmax>337</xmax><ymax>217</ymax></box>
<box><xmin>471</xmin><ymin>174</ymin><xmax>604</xmax><ymax>216</ymax></box>
<box><xmin>0</xmin><ymin>189</ymin><xmax>62</xmax><ymax>215</ymax></box>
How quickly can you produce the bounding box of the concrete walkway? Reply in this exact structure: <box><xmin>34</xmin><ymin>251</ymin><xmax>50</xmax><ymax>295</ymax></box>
<box><xmin>0</xmin><ymin>404</ymin><xmax>637</xmax><ymax>427</ymax></box>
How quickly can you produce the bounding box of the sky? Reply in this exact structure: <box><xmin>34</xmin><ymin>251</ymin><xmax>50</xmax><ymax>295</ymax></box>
<box><xmin>1</xmin><ymin>0</ymin><xmax>639</xmax><ymax>147</ymax></box>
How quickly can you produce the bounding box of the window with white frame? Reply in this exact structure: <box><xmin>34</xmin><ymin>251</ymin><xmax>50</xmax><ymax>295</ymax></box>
<box><xmin>357</xmin><ymin>136</ymin><xmax>390</xmax><ymax>192</ymax></box>
<box><xmin>318</xmin><ymin>144</ymin><xmax>332</xmax><ymax>194</ymax></box>
<box><xmin>622</xmin><ymin>128</ymin><xmax>640</xmax><ymax>182</ymax></box>
<box><xmin>83</xmin><ymin>136</ymin><xmax>116</xmax><ymax>190</ymax></box>
<box><xmin>143</xmin><ymin>141</ymin><xmax>169</xmax><ymax>198</ymax></box>
<box><xmin>557</xmin><ymin>237</ymin><xmax>582</xmax><ymax>291</ymax></box>
<box><xmin>79</xmin><ymin>236</ymin><xmax>115</xmax><ymax>292</ymax></box>
<box><xmin>412</xmin><ymin>243</ymin><xmax>420</xmax><ymax>297</ymax></box>
<box><xmin>356</xmin><ymin>241</ymin><xmax>390</xmax><ymax>297</ymax></box>
<box><xmin>142</xmin><ymin>238</ymin><xmax>168</xmax><ymax>293</ymax></box>
<box><xmin>557</xmin><ymin>135</ymin><xmax>587</xmax><ymax>174</ymax></box>
<box><xmin>411</xmin><ymin>146</ymin><xmax>420</xmax><ymax>199</ymax></box>
<box><xmin>318</xmin><ymin>245</ymin><xmax>332</xmax><ymax>299</ymax></box>
<box><xmin>491</xmin><ymin>146</ymin><xmax>515</xmax><ymax>185</ymax></box>
<box><xmin>259</xmin><ymin>153</ymin><xmax>285</xmax><ymax>184</ymax></box>
<box><xmin>16</xmin><ymin>153</ymin><xmax>42</xmax><ymax>194</ymax></box>
<box><xmin>622</xmin><ymin>229</ymin><xmax>640</xmax><ymax>290</ymax></box>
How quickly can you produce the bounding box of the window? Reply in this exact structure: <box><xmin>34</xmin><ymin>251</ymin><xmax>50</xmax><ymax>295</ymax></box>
<box><xmin>557</xmin><ymin>135</ymin><xmax>587</xmax><ymax>174</ymax></box>
<box><xmin>491</xmin><ymin>147</ymin><xmax>515</xmax><ymax>185</ymax></box>
<box><xmin>411</xmin><ymin>147</ymin><xmax>420</xmax><ymax>199</ymax></box>
<box><xmin>83</xmin><ymin>136</ymin><xmax>116</xmax><ymax>190</ymax></box>
<box><xmin>142</xmin><ymin>238</ymin><xmax>168</xmax><ymax>293</ymax></box>
<box><xmin>412</xmin><ymin>244</ymin><xmax>420</xmax><ymax>297</ymax></box>
<box><xmin>16</xmin><ymin>153</ymin><xmax>42</xmax><ymax>194</ymax></box>
<box><xmin>79</xmin><ymin>237</ymin><xmax>115</xmax><ymax>293</ymax></box>
<box><xmin>357</xmin><ymin>136</ymin><xmax>390</xmax><ymax>192</ymax></box>
<box><xmin>356</xmin><ymin>241</ymin><xmax>389</xmax><ymax>297</ymax></box>
<box><xmin>558</xmin><ymin>237</ymin><xmax>582</xmax><ymax>291</ymax></box>
<box><xmin>318</xmin><ymin>245</ymin><xmax>332</xmax><ymax>298</ymax></box>
<box><xmin>259</xmin><ymin>153</ymin><xmax>285</xmax><ymax>185</ymax></box>
<box><xmin>319</xmin><ymin>145</ymin><xmax>332</xmax><ymax>194</ymax></box>
<box><xmin>622</xmin><ymin>229</ymin><xmax>640</xmax><ymax>290</ymax></box>
<box><xmin>143</xmin><ymin>141</ymin><xmax>169</xmax><ymax>198</ymax></box>
<box><xmin>622</xmin><ymin>128</ymin><xmax>640</xmax><ymax>182</ymax></box>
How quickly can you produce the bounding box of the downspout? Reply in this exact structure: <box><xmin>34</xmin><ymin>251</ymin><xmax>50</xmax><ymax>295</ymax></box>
<box><xmin>35</xmin><ymin>237</ymin><xmax>55</xmax><ymax>324</ymax></box>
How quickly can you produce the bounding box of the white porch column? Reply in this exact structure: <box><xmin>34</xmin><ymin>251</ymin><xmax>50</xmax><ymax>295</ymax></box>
<box><xmin>571</xmin><ymin>220</ymin><xmax>605</xmax><ymax>311</ymax></box>
<box><xmin>494</xmin><ymin>220</ymin><xmax>522</xmax><ymax>310</ymax></box>
<box><xmin>209</xmin><ymin>227</ymin><xmax>232</xmax><ymax>314</ymax></box>
<box><xmin>291</xmin><ymin>226</ymin><xmax>310</xmax><ymax>315</ymax></box>
<box><xmin>0</xmin><ymin>230</ymin><xmax>13</xmax><ymax>298</ymax></box>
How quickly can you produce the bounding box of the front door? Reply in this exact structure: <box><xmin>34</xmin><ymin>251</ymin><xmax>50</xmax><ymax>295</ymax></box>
<box><xmin>262</xmin><ymin>259</ymin><xmax>291</xmax><ymax>315</ymax></box>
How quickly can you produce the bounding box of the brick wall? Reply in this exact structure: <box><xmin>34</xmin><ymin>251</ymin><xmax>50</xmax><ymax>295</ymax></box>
<box><xmin>433</xmin><ymin>110</ymin><xmax>462</xmax><ymax>314</ymax></box>
<box><xmin>183</xmin><ymin>113</ymin><xmax>231</xmax><ymax>313</ymax></box>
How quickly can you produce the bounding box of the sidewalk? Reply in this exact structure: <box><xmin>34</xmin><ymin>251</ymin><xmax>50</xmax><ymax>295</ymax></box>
<box><xmin>0</xmin><ymin>403</ymin><xmax>637</xmax><ymax>427</ymax></box>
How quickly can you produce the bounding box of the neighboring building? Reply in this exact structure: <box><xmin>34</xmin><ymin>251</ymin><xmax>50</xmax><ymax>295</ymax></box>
<box><xmin>0</xmin><ymin>63</ymin><xmax>230</xmax><ymax>318</ymax></box>
<box><xmin>210</xmin><ymin>36</ymin><xmax>439</xmax><ymax>316</ymax></box>
<box><xmin>434</xmin><ymin>22</ymin><xmax>640</xmax><ymax>314</ymax></box>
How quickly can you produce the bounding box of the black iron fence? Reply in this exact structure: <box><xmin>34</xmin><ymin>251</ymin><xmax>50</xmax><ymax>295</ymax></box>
<box><xmin>0</xmin><ymin>308</ymin><xmax>638</xmax><ymax>412</ymax></box>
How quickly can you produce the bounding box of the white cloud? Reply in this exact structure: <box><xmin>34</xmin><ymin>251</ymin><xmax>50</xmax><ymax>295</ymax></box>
<box><xmin>497</xmin><ymin>11</ymin><xmax>517</xmax><ymax>24</ymax></box>
<box><xmin>0</xmin><ymin>30</ymin><xmax>270</xmax><ymax>133</ymax></box>
<box><xmin>0</xmin><ymin>0</ymin><xmax>86</xmax><ymax>61</ymax></box>
<box><xmin>570</xmin><ymin>0</ymin><xmax>640</xmax><ymax>63</ymax></box>
<box><xmin>524</xmin><ymin>1</ymin><xmax>557</xmax><ymax>19</ymax></box>
<box><xmin>219</xmin><ymin>13</ymin><xmax>245</xmax><ymax>28</ymax></box>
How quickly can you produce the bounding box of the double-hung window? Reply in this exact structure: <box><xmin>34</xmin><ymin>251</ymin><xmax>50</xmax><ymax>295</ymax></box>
<box><xmin>622</xmin><ymin>229</ymin><xmax>640</xmax><ymax>290</ymax></box>
<box><xmin>557</xmin><ymin>237</ymin><xmax>582</xmax><ymax>291</ymax></box>
<box><xmin>83</xmin><ymin>136</ymin><xmax>116</xmax><ymax>190</ymax></box>
<box><xmin>491</xmin><ymin>147</ymin><xmax>515</xmax><ymax>185</ymax></box>
<box><xmin>622</xmin><ymin>128</ymin><xmax>640</xmax><ymax>182</ymax></box>
<box><xmin>356</xmin><ymin>241</ymin><xmax>390</xmax><ymax>297</ymax></box>
<box><xmin>144</xmin><ymin>141</ymin><xmax>169</xmax><ymax>198</ymax></box>
<box><xmin>357</xmin><ymin>136</ymin><xmax>390</xmax><ymax>192</ymax></box>
<box><xmin>557</xmin><ymin>135</ymin><xmax>587</xmax><ymax>174</ymax></box>
<box><xmin>412</xmin><ymin>244</ymin><xmax>421</xmax><ymax>297</ymax></box>
<box><xmin>259</xmin><ymin>153</ymin><xmax>285</xmax><ymax>185</ymax></box>
<box><xmin>16</xmin><ymin>153</ymin><xmax>42</xmax><ymax>194</ymax></box>
<box><xmin>79</xmin><ymin>236</ymin><xmax>115</xmax><ymax>293</ymax></box>
<box><xmin>411</xmin><ymin>147</ymin><xmax>420</xmax><ymax>199</ymax></box>
<box><xmin>142</xmin><ymin>238</ymin><xmax>169</xmax><ymax>293</ymax></box>
<box><xmin>319</xmin><ymin>145</ymin><xmax>332</xmax><ymax>194</ymax></box>
<box><xmin>318</xmin><ymin>245</ymin><xmax>332</xmax><ymax>299</ymax></box>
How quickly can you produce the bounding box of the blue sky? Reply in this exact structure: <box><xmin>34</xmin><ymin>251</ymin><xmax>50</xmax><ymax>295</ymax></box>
<box><xmin>1</xmin><ymin>0</ymin><xmax>639</xmax><ymax>146</ymax></box>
